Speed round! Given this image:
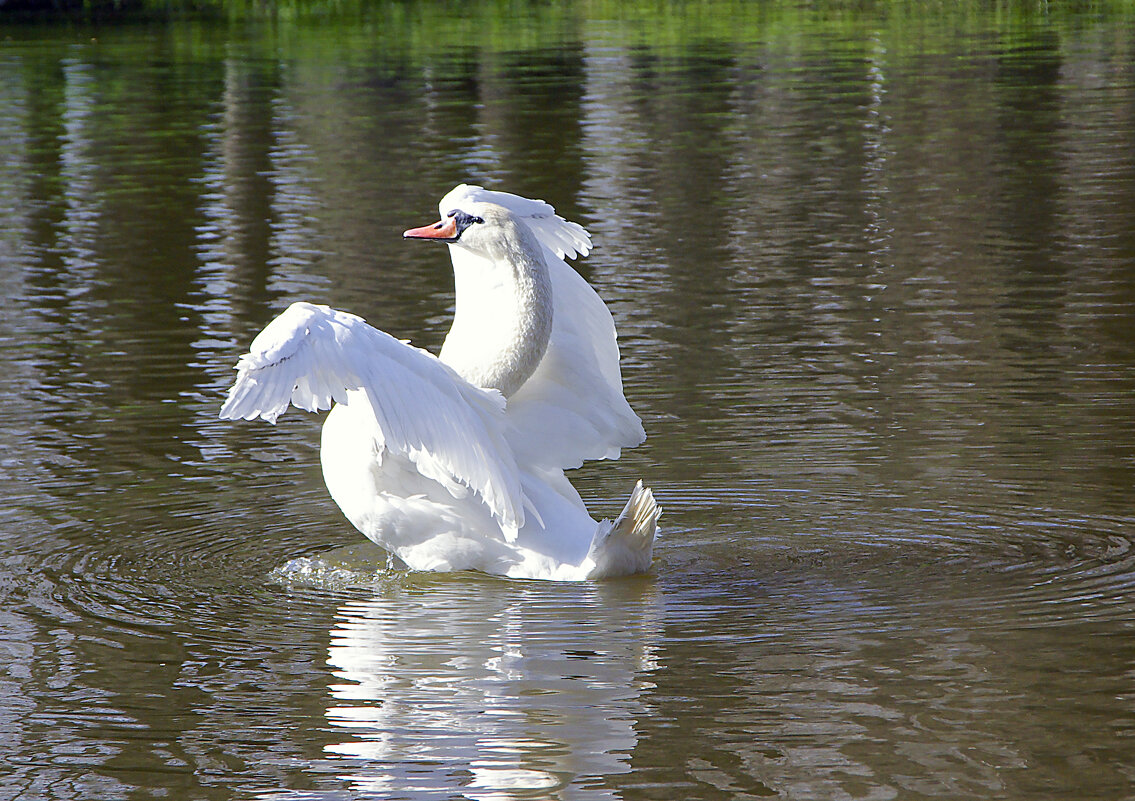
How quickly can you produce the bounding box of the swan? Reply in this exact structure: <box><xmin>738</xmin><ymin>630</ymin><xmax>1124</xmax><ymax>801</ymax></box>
<box><xmin>220</xmin><ymin>185</ymin><xmax>659</xmax><ymax>580</ymax></box>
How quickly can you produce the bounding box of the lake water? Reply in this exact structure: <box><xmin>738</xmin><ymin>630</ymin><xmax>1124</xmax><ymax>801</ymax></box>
<box><xmin>2</xmin><ymin>4</ymin><xmax>1134</xmax><ymax>799</ymax></box>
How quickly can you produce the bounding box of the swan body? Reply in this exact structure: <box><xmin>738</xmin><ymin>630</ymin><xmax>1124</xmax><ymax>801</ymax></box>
<box><xmin>220</xmin><ymin>185</ymin><xmax>658</xmax><ymax>580</ymax></box>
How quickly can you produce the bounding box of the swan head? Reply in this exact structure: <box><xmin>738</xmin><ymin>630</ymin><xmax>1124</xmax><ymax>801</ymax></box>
<box><xmin>404</xmin><ymin>196</ymin><xmax>554</xmax><ymax>397</ymax></box>
<box><xmin>403</xmin><ymin>202</ymin><xmax>533</xmax><ymax>261</ymax></box>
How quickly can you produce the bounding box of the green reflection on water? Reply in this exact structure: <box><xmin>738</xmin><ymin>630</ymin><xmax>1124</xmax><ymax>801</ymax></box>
<box><xmin>4</xmin><ymin>0</ymin><xmax>1135</xmax><ymax>48</ymax></box>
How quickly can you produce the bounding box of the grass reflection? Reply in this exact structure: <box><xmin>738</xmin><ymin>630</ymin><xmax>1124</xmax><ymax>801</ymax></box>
<box><xmin>4</xmin><ymin>0</ymin><xmax>1134</xmax><ymax>42</ymax></box>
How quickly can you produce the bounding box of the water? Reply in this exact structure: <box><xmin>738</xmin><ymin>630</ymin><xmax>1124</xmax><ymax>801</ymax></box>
<box><xmin>2</xmin><ymin>4</ymin><xmax>1134</xmax><ymax>798</ymax></box>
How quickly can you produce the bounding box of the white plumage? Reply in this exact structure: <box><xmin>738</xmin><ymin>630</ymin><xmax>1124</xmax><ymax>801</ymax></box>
<box><xmin>220</xmin><ymin>185</ymin><xmax>658</xmax><ymax>580</ymax></box>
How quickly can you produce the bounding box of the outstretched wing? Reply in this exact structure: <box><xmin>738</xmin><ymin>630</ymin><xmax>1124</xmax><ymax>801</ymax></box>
<box><xmin>220</xmin><ymin>301</ymin><xmax>524</xmax><ymax>532</ymax></box>
<box><xmin>441</xmin><ymin>184</ymin><xmax>645</xmax><ymax>471</ymax></box>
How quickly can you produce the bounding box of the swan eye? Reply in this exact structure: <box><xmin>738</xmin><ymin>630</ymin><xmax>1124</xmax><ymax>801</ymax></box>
<box><xmin>446</xmin><ymin>210</ymin><xmax>485</xmax><ymax>239</ymax></box>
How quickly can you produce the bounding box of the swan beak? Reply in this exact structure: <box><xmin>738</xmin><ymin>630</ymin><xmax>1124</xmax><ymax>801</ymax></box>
<box><xmin>403</xmin><ymin>217</ymin><xmax>458</xmax><ymax>241</ymax></box>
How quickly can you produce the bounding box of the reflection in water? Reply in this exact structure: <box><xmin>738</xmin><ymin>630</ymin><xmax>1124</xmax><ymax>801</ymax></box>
<box><xmin>626</xmin><ymin>543</ymin><xmax>1135</xmax><ymax>799</ymax></box>
<box><xmin>191</xmin><ymin>55</ymin><xmax>332</xmax><ymax>435</ymax></box>
<box><xmin>321</xmin><ymin>579</ymin><xmax>660</xmax><ymax>800</ymax></box>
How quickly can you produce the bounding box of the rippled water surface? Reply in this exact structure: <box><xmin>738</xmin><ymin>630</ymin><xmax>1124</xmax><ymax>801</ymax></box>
<box><xmin>2</xmin><ymin>4</ymin><xmax>1134</xmax><ymax>799</ymax></box>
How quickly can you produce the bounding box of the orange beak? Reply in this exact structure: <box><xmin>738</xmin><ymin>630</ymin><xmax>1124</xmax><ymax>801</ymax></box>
<box><xmin>403</xmin><ymin>216</ymin><xmax>458</xmax><ymax>241</ymax></box>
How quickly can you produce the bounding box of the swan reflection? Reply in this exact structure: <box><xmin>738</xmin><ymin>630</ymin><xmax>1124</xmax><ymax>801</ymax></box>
<box><xmin>323</xmin><ymin>576</ymin><xmax>660</xmax><ymax>799</ymax></box>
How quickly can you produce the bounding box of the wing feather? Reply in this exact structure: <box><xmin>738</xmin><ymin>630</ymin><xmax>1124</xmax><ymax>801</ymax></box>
<box><xmin>220</xmin><ymin>302</ymin><xmax>523</xmax><ymax>532</ymax></box>
<box><xmin>505</xmin><ymin>257</ymin><xmax>646</xmax><ymax>470</ymax></box>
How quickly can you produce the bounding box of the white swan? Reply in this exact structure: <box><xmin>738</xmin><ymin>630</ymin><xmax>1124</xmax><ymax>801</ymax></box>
<box><xmin>220</xmin><ymin>185</ymin><xmax>659</xmax><ymax>580</ymax></box>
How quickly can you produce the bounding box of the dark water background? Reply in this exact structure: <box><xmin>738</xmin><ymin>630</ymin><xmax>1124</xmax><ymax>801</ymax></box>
<box><xmin>1</xmin><ymin>4</ymin><xmax>1134</xmax><ymax>799</ymax></box>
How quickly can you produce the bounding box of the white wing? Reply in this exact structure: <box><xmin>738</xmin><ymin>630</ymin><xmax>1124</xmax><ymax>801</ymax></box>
<box><xmin>506</xmin><ymin>257</ymin><xmax>645</xmax><ymax>470</ymax></box>
<box><xmin>440</xmin><ymin>183</ymin><xmax>592</xmax><ymax>260</ymax></box>
<box><xmin>440</xmin><ymin>184</ymin><xmax>644</xmax><ymax>470</ymax></box>
<box><xmin>220</xmin><ymin>301</ymin><xmax>524</xmax><ymax>532</ymax></box>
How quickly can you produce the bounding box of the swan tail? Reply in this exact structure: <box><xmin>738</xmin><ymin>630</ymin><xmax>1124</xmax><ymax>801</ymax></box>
<box><xmin>585</xmin><ymin>481</ymin><xmax>660</xmax><ymax>579</ymax></box>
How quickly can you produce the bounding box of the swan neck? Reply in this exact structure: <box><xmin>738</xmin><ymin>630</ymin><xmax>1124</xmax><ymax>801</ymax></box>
<box><xmin>441</xmin><ymin>228</ymin><xmax>552</xmax><ymax>397</ymax></box>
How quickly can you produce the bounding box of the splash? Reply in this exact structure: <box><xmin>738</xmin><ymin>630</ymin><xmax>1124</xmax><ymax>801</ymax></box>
<box><xmin>267</xmin><ymin>542</ymin><xmax>407</xmax><ymax>591</ymax></box>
